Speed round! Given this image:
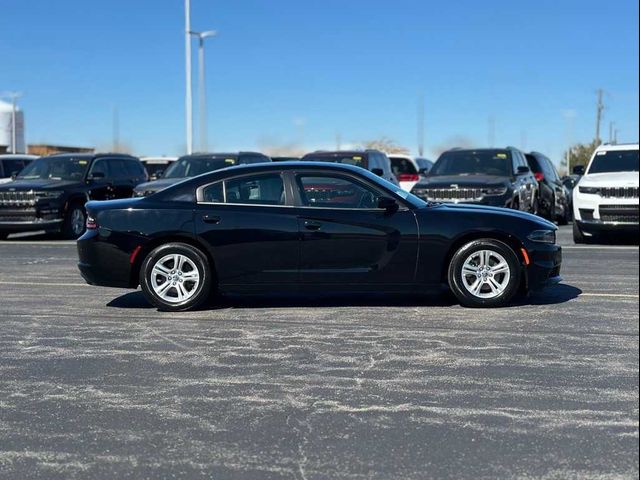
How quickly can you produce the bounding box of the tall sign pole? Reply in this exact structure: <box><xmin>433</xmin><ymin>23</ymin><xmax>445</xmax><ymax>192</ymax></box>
<box><xmin>185</xmin><ymin>0</ymin><xmax>193</xmax><ymax>154</ymax></box>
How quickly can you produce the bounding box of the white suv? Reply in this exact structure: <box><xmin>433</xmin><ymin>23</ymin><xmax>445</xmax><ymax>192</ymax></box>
<box><xmin>572</xmin><ymin>143</ymin><xmax>639</xmax><ymax>243</ymax></box>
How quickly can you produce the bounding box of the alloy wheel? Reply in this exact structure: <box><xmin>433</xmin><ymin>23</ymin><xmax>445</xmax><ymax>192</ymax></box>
<box><xmin>150</xmin><ymin>254</ymin><xmax>200</xmax><ymax>303</ymax></box>
<box><xmin>461</xmin><ymin>249</ymin><xmax>511</xmax><ymax>299</ymax></box>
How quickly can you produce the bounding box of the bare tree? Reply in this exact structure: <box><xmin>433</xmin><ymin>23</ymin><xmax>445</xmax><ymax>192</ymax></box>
<box><xmin>360</xmin><ymin>136</ymin><xmax>410</xmax><ymax>154</ymax></box>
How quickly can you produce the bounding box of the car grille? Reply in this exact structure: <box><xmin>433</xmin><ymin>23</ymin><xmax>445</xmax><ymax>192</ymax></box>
<box><xmin>0</xmin><ymin>208</ymin><xmax>38</xmax><ymax>222</ymax></box>
<box><xmin>599</xmin><ymin>187</ymin><xmax>639</xmax><ymax>199</ymax></box>
<box><xmin>0</xmin><ymin>190</ymin><xmax>37</xmax><ymax>206</ymax></box>
<box><xmin>414</xmin><ymin>188</ymin><xmax>483</xmax><ymax>201</ymax></box>
<box><xmin>599</xmin><ymin>205</ymin><xmax>640</xmax><ymax>224</ymax></box>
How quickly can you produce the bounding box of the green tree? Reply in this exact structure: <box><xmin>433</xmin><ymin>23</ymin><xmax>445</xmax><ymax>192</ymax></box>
<box><xmin>564</xmin><ymin>140</ymin><xmax>598</xmax><ymax>173</ymax></box>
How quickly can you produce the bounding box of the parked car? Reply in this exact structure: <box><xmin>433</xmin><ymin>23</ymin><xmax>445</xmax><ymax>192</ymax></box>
<box><xmin>525</xmin><ymin>151</ymin><xmax>570</xmax><ymax>224</ymax></box>
<box><xmin>0</xmin><ymin>154</ymin><xmax>38</xmax><ymax>184</ymax></box>
<box><xmin>388</xmin><ymin>154</ymin><xmax>434</xmax><ymax>192</ymax></box>
<box><xmin>572</xmin><ymin>143</ymin><xmax>639</xmax><ymax>243</ymax></box>
<box><xmin>271</xmin><ymin>156</ymin><xmax>300</xmax><ymax>162</ymax></box>
<box><xmin>300</xmin><ymin>150</ymin><xmax>399</xmax><ymax>185</ymax></box>
<box><xmin>0</xmin><ymin>153</ymin><xmax>146</xmax><ymax>240</ymax></box>
<box><xmin>133</xmin><ymin>152</ymin><xmax>272</xmax><ymax>197</ymax></box>
<box><xmin>77</xmin><ymin>161</ymin><xmax>561</xmax><ymax>311</ymax></box>
<box><xmin>411</xmin><ymin>147</ymin><xmax>539</xmax><ymax>213</ymax></box>
<box><xmin>140</xmin><ymin>156</ymin><xmax>178</xmax><ymax>181</ymax></box>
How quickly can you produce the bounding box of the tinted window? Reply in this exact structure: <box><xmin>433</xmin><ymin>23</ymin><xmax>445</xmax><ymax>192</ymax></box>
<box><xmin>588</xmin><ymin>150</ymin><xmax>639</xmax><ymax>174</ymax></box>
<box><xmin>18</xmin><ymin>156</ymin><xmax>90</xmax><ymax>181</ymax></box>
<box><xmin>203</xmin><ymin>174</ymin><xmax>284</xmax><ymax>205</ymax></box>
<box><xmin>107</xmin><ymin>159</ymin><xmax>129</xmax><ymax>178</ymax></box>
<box><xmin>389</xmin><ymin>157</ymin><xmax>417</xmax><ymax>175</ymax></box>
<box><xmin>90</xmin><ymin>159</ymin><xmax>109</xmax><ymax>177</ymax></box>
<box><xmin>302</xmin><ymin>154</ymin><xmax>368</xmax><ymax>168</ymax></box>
<box><xmin>297</xmin><ymin>175</ymin><xmax>378</xmax><ymax>209</ymax></box>
<box><xmin>431</xmin><ymin>150</ymin><xmax>512</xmax><ymax>177</ymax></box>
<box><xmin>526</xmin><ymin>154</ymin><xmax>543</xmax><ymax>174</ymax></box>
<box><xmin>1</xmin><ymin>159</ymin><xmax>26</xmax><ymax>177</ymax></box>
<box><xmin>124</xmin><ymin>160</ymin><xmax>145</xmax><ymax>177</ymax></box>
<box><xmin>164</xmin><ymin>157</ymin><xmax>235</xmax><ymax>179</ymax></box>
<box><xmin>239</xmin><ymin>155</ymin><xmax>270</xmax><ymax>164</ymax></box>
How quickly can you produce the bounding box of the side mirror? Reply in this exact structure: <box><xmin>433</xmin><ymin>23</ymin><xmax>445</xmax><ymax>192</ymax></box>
<box><xmin>10</xmin><ymin>171</ymin><xmax>18</xmax><ymax>180</ymax></box>
<box><xmin>572</xmin><ymin>165</ymin><xmax>585</xmax><ymax>176</ymax></box>
<box><xmin>377</xmin><ymin>196</ymin><xmax>399</xmax><ymax>213</ymax></box>
<box><xmin>88</xmin><ymin>171</ymin><xmax>105</xmax><ymax>181</ymax></box>
<box><xmin>371</xmin><ymin>168</ymin><xmax>384</xmax><ymax>177</ymax></box>
<box><xmin>517</xmin><ymin>166</ymin><xmax>530</xmax><ymax>175</ymax></box>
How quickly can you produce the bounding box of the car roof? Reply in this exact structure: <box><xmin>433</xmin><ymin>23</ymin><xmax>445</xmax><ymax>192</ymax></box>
<box><xmin>0</xmin><ymin>154</ymin><xmax>39</xmax><ymax>159</ymax></box>
<box><xmin>40</xmin><ymin>153</ymin><xmax>139</xmax><ymax>160</ymax></box>
<box><xmin>302</xmin><ymin>150</ymin><xmax>373</xmax><ymax>157</ymax></box>
<box><xmin>595</xmin><ymin>143</ymin><xmax>639</xmax><ymax>152</ymax></box>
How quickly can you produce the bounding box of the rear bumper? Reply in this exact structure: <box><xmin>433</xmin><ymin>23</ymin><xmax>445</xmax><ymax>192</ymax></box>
<box><xmin>77</xmin><ymin>229</ymin><xmax>137</xmax><ymax>288</ymax></box>
<box><xmin>526</xmin><ymin>244</ymin><xmax>563</xmax><ymax>291</ymax></box>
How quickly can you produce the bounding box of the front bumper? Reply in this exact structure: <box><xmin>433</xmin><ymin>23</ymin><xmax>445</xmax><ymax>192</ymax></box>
<box><xmin>526</xmin><ymin>244</ymin><xmax>563</xmax><ymax>291</ymax></box>
<box><xmin>0</xmin><ymin>218</ymin><xmax>63</xmax><ymax>232</ymax></box>
<box><xmin>576</xmin><ymin>220</ymin><xmax>639</xmax><ymax>234</ymax></box>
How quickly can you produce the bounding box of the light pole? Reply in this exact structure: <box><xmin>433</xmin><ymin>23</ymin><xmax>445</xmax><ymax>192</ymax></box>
<box><xmin>2</xmin><ymin>92</ymin><xmax>23</xmax><ymax>154</ymax></box>
<box><xmin>184</xmin><ymin>0</ymin><xmax>193</xmax><ymax>154</ymax></box>
<box><xmin>189</xmin><ymin>30</ymin><xmax>217</xmax><ymax>152</ymax></box>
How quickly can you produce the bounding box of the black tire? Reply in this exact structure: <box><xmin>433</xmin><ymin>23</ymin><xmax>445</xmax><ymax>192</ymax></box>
<box><xmin>557</xmin><ymin>204</ymin><xmax>569</xmax><ymax>226</ymax></box>
<box><xmin>447</xmin><ymin>239</ymin><xmax>522</xmax><ymax>308</ymax></box>
<box><xmin>140</xmin><ymin>242</ymin><xmax>213</xmax><ymax>312</ymax></box>
<box><xmin>61</xmin><ymin>203</ymin><xmax>86</xmax><ymax>239</ymax></box>
<box><xmin>573</xmin><ymin>221</ymin><xmax>587</xmax><ymax>244</ymax></box>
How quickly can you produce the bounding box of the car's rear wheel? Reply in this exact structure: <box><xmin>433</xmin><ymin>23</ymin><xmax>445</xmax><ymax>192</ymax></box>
<box><xmin>61</xmin><ymin>203</ymin><xmax>86</xmax><ymax>239</ymax></box>
<box><xmin>448</xmin><ymin>239</ymin><xmax>521</xmax><ymax>308</ymax></box>
<box><xmin>140</xmin><ymin>242</ymin><xmax>212</xmax><ymax>311</ymax></box>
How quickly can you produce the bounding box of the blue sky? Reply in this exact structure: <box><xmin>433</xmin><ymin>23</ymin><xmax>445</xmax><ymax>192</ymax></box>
<box><xmin>1</xmin><ymin>0</ymin><xmax>638</xmax><ymax>164</ymax></box>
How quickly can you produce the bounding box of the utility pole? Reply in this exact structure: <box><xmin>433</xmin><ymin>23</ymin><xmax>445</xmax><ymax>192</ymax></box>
<box><xmin>417</xmin><ymin>94</ymin><xmax>425</xmax><ymax>157</ymax></box>
<box><xmin>595</xmin><ymin>89</ymin><xmax>605</xmax><ymax>145</ymax></box>
<box><xmin>189</xmin><ymin>30</ymin><xmax>217</xmax><ymax>152</ymax></box>
<box><xmin>336</xmin><ymin>131</ymin><xmax>342</xmax><ymax>150</ymax></box>
<box><xmin>184</xmin><ymin>0</ymin><xmax>193</xmax><ymax>154</ymax></box>
<box><xmin>608</xmin><ymin>121</ymin><xmax>615</xmax><ymax>144</ymax></box>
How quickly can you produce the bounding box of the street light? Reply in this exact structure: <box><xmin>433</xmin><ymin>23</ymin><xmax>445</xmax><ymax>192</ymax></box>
<box><xmin>189</xmin><ymin>30</ymin><xmax>217</xmax><ymax>152</ymax></box>
<box><xmin>1</xmin><ymin>91</ymin><xmax>23</xmax><ymax>154</ymax></box>
<box><xmin>184</xmin><ymin>0</ymin><xmax>193</xmax><ymax>154</ymax></box>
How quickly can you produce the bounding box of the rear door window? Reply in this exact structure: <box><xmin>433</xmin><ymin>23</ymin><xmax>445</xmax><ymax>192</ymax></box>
<box><xmin>201</xmin><ymin>174</ymin><xmax>285</xmax><ymax>205</ymax></box>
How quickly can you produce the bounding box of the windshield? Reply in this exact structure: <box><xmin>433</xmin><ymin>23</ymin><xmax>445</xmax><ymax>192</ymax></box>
<box><xmin>302</xmin><ymin>154</ymin><xmax>366</xmax><ymax>168</ymax></box>
<box><xmin>588</xmin><ymin>150</ymin><xmax>639</xmax><ymax>174</ymax></box>
<box><xmin>430</xmin><ymin>150</ymin><xmax>512</xmax><ymax>177</ymax></box>
<box><xmin>163</xmin><ymin>157</ymin><xmax>236</xmax><ymax>179</ymax></box>
<box><xmin>17</xmin><ymin>156</ymin><xmax>90</xmax><ymax>181</ymax></box>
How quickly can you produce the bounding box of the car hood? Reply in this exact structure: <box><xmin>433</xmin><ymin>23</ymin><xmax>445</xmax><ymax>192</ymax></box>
<box><xmin>133</xmin><ymin>178</ymin><xmax>183</xmax><ymax>193</ymax></box>
<box><xmin>0</xmin><ymin>179</ymin><xmax>83</xmax><ymax>191</ymax></box>
<box><xmin>422</xmin><ymin>202</ymin><xmax>556</xmax><ymax>230</ymax></box>
<box><xmin>579</xmin><ymin>171</ymin><xmax>639</xmax><ymax>187</ymax></box>
<box><xmin>415</xmin><ymin>175</ymin><xmax>509</xmax><ymax>188</ymax></box>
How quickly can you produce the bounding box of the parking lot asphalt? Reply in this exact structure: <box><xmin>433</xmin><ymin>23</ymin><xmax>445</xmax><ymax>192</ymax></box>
<box><xmin>0</xmin><ymin>225</ymin><xmax>638</xmax><ymax>479</ymax></box>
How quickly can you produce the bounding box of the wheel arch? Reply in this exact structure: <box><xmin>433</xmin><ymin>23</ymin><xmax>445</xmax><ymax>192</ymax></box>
<box><xmin>440</xmin><ymin>230</ymin><xmax>528</xmax><ymax>287</ymax></box>
<box><xmin>129</xmin><ymin>234</ymin><xmax>217</xmax><ymax>288</ymax></box>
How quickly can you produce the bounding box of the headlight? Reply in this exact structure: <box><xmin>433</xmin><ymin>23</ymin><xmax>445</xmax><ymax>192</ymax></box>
<box><xmin>34</xmin><ymin>190</ymin><xmax>64</xmax><ymax>199</ymax></box>
<box><xmin>527</xmin><ymin>230</ymin><xmax>556</xmax><ymax>244</ymax></box>
<box><xmin>578</xmin><ymin>186</ymin><xmax>599</xmax><ymax>195</ymax></box>
<box><xmin>482</xmin><ymin>186</ymin><xmax>508</xmax><ymax>196</ymax></box>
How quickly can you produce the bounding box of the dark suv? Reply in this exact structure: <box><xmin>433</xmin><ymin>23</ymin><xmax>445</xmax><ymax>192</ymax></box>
<box><xmin>0</xmin><ymin>153</ymin><xmax>147</xmax><ymax>240</ymax></box>
<box><xmin>300</xmin><ymin>150</ymin><xmax>399</xmax><ymax>185</ymax></box>
<box><xmin>133</xmin><ymin>152</ymin><xmax>272</xmax><ymax>197</ymax></box>
<box><xmin>411</xmin><ymin>147</ymin><xmax>539</xmax><ymax>212</ymax></box>
<box><xmin>0</xmin><ymin>154</ymin><xmax>38</xmax><ymax>182</ymax></box>
<box><xmin>525</xmin><ymin>151</ymin><xmax>570</xmax><ymax>224</ymax></box>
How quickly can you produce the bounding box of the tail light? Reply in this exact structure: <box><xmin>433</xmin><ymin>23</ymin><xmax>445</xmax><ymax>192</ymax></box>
<box><xmin>398</xmin><ymin>173</ymin><xmax>420</xmax><ymax>182</ymax></box>
<box><xmin>534</xmin><ymin>172</ymin><xmax>545</xmax><ymax>182</ymax></box>
<box><xmin>86</xmin><ymin>215</ymin><xmax>98</xmax><ymax>230</ymax></box>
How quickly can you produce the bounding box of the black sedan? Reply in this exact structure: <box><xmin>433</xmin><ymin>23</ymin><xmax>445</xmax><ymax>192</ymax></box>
<box><xmin>77</xmin><ymin>162</ymin><xmax>562</xmax><ymax>311</ymax></box>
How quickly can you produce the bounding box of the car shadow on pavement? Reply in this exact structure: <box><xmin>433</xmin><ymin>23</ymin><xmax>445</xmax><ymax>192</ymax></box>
<box><xmin>107</xmin><ymin>284</ymin><xmax>582</xmax><ymax>310</ymax></box>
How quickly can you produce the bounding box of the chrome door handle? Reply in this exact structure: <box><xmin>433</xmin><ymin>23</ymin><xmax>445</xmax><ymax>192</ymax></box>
<box><xmin>202</xmin><ymin>215</ymin><xmax>221</xmax><ymax>224</ymax></box>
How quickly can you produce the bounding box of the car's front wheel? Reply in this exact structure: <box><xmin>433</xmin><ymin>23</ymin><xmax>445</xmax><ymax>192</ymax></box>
<box><xmin>448</xmin><ymin>239</ymin><xmax>521</xmax><ymax>308</ymax></box>
<box><xmin>62</xmin><ymin>203</ymin><xmax>86</xmax><ymax>239</ymax></box>
<box><xmin>140</xmin><ymin>242</ymin><xmax>213</xmax><ymax>311</ymax></box>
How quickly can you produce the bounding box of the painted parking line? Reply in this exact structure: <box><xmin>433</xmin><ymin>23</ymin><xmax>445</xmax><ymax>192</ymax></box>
<box><xmin>561</xmin><ymin>245</ymin><xmax>639</xmax><ymax>250</ymax></box>
<box><xmin>580</xmin><ymin>293</ymin><xmax>639</xmax><ymax>299</ymax></box>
